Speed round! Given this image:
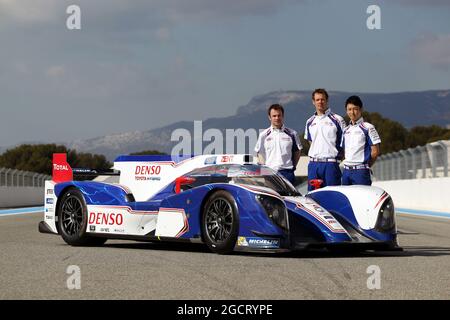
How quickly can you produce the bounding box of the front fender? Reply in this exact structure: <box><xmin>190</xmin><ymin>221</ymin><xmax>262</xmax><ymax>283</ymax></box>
<box><xmin>308</xmin><ymin>185</ymin><xmax>397</xmax><ymax>242</ymax></box>
<box><xmin>284</xmin><ymin>197</ymin><xmax>352</xmax><ymax>243</ymax></box>
<box><xmin>159</xmin><ymin>183</ymin><xmax>285</xmax><ymax>240</ymax></box>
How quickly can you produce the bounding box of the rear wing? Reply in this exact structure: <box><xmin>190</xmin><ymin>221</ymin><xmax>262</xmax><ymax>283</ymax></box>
<box><xmin>51</xmin><ymin>153</ymin><xmax>118</xmax><ymax>183</ymax></box>
<box><xmin>52</xmin><ymin>153</ymin><xmax>73</xmax><ymax>183</ymax></box>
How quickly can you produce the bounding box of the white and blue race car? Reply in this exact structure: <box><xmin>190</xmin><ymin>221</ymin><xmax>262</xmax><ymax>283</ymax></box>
<box><xmin>39</xmin><ymin>153</ymin><xmax>400</xmax><ymax>254</ymax></box>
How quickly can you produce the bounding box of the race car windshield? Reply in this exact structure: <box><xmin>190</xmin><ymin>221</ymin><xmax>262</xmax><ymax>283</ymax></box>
<box><xmin>187</xmin><ymin>164</ymin><xmax>300</xmax><ymax>196</ymax></box>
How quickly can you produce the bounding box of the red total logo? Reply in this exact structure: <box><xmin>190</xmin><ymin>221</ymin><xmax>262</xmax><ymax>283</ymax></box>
<box><xmin>88</xmin><ymin>212</ymin><xmax>123</xmax><ymax>225</ymax></box>
<box><xmin>53</xmin><ymin>164</ymin><xmax>69</xmax><ymax>171</ymax></box>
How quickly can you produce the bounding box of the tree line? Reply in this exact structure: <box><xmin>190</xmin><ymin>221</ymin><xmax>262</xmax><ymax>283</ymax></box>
<box><xmin>0</xmin><ymin>145</ymin><xmax>167</xmax><ymax>175</ymax></box>
<box><xmin>1</xmin><ymin>112</ymin><xmax>449</xmax><ymax>175</ymax></box>
<box><xmin>300</xmin><ymin>111</ymin><xmax>450</xmax><ymax>155</ymax></box>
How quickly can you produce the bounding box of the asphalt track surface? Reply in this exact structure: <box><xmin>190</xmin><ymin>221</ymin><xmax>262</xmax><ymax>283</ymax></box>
<box><xmin>0</xmin><ymin>212</ymin><xmax>449</xmax><ymax>300</ymax></box>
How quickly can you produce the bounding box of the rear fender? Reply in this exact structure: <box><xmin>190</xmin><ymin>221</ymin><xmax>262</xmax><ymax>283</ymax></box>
<box><xmin>54</xmin><ymin>181</ymin><xmax>131</xmax><ymax>206</ymax></box>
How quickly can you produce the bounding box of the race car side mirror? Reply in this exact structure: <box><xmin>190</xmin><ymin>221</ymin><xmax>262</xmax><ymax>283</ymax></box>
<box><xmin>309</xmin><ymin>179</ymin><xmax>323</xmax><ymax>190</ymax></box>
<box><xmin>175</xmin><ymin>176</ymin><xmax>196</xmax><ymax>194</ymax></box>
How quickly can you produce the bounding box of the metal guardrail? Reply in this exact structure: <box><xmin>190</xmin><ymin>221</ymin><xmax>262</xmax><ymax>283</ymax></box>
<box><xmin>372</xmin><ymin>140</ymin><xmax>450</xmax><ymax>181</ymax></box>
<box><xmin>0</xmin><ymin>168</ymin><xmax>51</xmax><ymax>187</ymax></box>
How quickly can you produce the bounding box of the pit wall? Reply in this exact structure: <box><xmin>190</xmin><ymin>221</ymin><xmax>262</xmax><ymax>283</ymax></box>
<box><xmin>0</xmin><ymin>187</ymin><xmax>44</xmax><ymax>208</ymax></box>
<box><xmin>373</xmin><ymin>177</ymin><xmax>450</xmax><ymax>213</ymax></box>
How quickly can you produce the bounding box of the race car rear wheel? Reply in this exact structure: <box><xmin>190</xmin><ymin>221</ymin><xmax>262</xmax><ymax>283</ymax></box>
<box><xmin>201</xmin><ymin>190</ymin><xmax>239</xmax><ymax>254</ymax></box>
<box><xmin>58</xmin><ymin>188</ymin><xmax>106</xmax><ymax>246</ymax></box>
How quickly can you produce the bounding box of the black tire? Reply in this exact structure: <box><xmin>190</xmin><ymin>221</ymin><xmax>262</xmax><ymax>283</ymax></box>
<box><xmin>58</xmin><ymin>188</ymin><xmax>107</xmax><ymax>246</ymax></box>
<box><xmin>201</xmin><ymin>190</ymin><xmax>239</xmax><ymax>254</ymax></box>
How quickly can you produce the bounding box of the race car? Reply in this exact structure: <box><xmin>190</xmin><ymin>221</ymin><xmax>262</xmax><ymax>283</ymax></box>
<box><xmin>39</xmin><ymin>153</ymin><xmax>400</xmax><ymax>254</ymax></box>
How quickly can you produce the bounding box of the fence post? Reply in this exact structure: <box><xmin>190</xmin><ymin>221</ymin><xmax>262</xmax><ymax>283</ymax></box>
<box><xmin>407</xmin><ymin>148</ymin><xmax>416</xmax><ymax>179</ymax></box>
<box><xmin>12</xmin><ymin>169</ymin><xmax>19</xmax><ymax>187</ymax></box>
<box><xmin>420</xmin><ymin>146</ymin><xmax>427</xmax><ymax>178</ymax></box>
<box><xmin>387</xmin><ymin>154</ymin><xmax>395</xmax><ymax>181</ymax></box>
<box><xmin>436</xmin><ymin>141</ymin><xmax>448</xmax><ymax>177</ymax></box>
<box><xmin>395</xmin><ymin>152</ymin><xmax>400</xmax><ymax>180</ymax></box>
<box><xmin>382</xmin><ymin>155</ymin><xmax>388</xmax><ymax>181</ymax></box>
<box><xmin>400</xmin><ymin>150</ymin><xmax>408</xmax><ymax>179</ymax></box>
<box><xmin>39</xmin><ymin>174</ymin><xmax>45</xmax><ymax>187</ymax></box>
<box><xmin>32</xmin><ymin>173</ymin><xmax>38</xmax><ymax>187</ymax></box>
<box><xmin>426</xmin><ymin>144</ymin><xmax>437</xmax><ymax>178</ymax></box>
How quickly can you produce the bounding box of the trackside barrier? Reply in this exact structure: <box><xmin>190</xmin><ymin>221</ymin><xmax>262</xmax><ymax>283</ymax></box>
<box><xmin>373</xmin><ymin>177</ymin><xmax>450</xmax><ymax>214</ymax></box>
<box><xmin>372</xmin><ymin>140</ymin><xmax>450</xmax><ymax>181</ymax></box>
<box><xmin>0</xmin><ymin>168</ymin><xmax>51</xmax><ymax>208</ymax></box>
<box><xmin>0</xmin><ymin>168</ymin><xmax>49</xmax><ymax>187</ymax></box>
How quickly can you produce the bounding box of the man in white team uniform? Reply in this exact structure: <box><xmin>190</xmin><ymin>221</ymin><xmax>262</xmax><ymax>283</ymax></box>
<box><xmin>255</xmin><ymin>104</ymin><xmax>302</xmax><ymax>185</ymax></box>
<box><xmin>341</xmin><ymin>95</ymin><xmax>381</xmax><ymax>185</ymax></box>
<box><xmin>304</xmin><ymin>89</ymin><xmax>346</xmax><ymax>190</ymax></box>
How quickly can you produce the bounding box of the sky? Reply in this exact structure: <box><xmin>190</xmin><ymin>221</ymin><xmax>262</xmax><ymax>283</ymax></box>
<box><xmin>1</xmin><ymin>0</ymin><xmax>449</xmax><ymax>147</ymax></box>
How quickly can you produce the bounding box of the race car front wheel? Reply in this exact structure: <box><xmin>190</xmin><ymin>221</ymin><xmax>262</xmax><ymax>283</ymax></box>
<box><xmin>202</xmin><ymin>190</ymin><xmax>239</xmax><ymax>254</ymax></box>
<box><xmin>58</xmin><ymin>188</ymin><xmax>106</xmax><ymax>246</ymax></box>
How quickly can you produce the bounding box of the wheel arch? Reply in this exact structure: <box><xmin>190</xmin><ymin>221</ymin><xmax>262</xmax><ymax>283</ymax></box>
<box><xmin>54</xmin><ymin>185</ymin><xmax>80</xmax><ymax>234</ymax></box>
<box><xmin>198</xmin><ymin>187</ymin><xmax>230</xmax><ymax>242</ymax></box>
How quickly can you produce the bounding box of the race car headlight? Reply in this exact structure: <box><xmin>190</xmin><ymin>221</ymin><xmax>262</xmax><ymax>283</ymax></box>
<box><xmin>375</xmin><ymin>197</ymin><xmax>395</xmax><ymax>232</ymax></box>
<box><xmin>256</xmin><ymin>195</ymin><xmax>288</xmax><ymax>231</ymax></box>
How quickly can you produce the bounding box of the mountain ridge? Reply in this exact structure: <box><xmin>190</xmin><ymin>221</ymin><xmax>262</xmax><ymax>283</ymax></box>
<box><xmin>2</xmin><ymin>89</ymin><xmax>450</xmax><ymax>160</ymax></box>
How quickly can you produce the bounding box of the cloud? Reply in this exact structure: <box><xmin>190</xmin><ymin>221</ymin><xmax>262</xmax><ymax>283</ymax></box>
<box><xmin>46</xmin><ymin>65</ymin><xmax>66</xmax><ymax>78</ymax></box>
<box><xmin>410</xmin><ymin>33</ymin><xmax>450</xmax><ymax>70</ymax></box>
<box><xmin>155</xmin><ymin>27</ymin><xmax>171</xmax><ymax>42</ymax></box>
<box><xmin>391</xmin><ymin>0</ymin><xmax>450</xmax><ymax>5</ymax></box>
<box><xmin>162</xmin><ymin>0</ymin><xmax>306</xmax><ymax>21</ymax></box>
<box><xmin>0</xmin><ymin>0</ymin><xmax>305</xmax><ymax>26</ymax></box>
<box><xmin>0</xmin><ymin>0</ymin><xmax>61</xmax><ymax>23</ymax></box>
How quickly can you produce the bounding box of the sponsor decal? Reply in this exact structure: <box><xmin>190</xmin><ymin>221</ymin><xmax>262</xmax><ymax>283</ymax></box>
<box><xmin>46</xmin><ymin>198</ymin><xmax>54</xmax><ymax>205</ymax></box>
<box><xmin>90</xmin><ymin>226</ymin><xmax>96</xmax><ymax>232</ymax></box>
<box><xmin>246</xmin><ymin>237</ymin><xmax>280</xmax><ymax>249</ymax></box>
<box><xmin>293</xmin><ymin>200</ymin><xmax>346</xmax><ymax>233</ymax></box>
<box><xmin>113</xmin><ymin>228</ymin><xmax>125</xmax><ymax>233</ymax></box>
<box><xmin>53</xmin><ymin>164</ymin><xmax>69</xmax><ymax>171</ymax></box>
<box><xmin>135</xmin><ymin>165</ymin><xmax>162</xmax><ymax>181</ymax></box>
<box><xmin>45</xmin><ymin>215</ymin><xmax>53</xmax><ymax>220</ymax></box>
<box><xmin>46</xmin><ymin>189</ymin><xmax>54</xmax><ymax>195</ymax></box>
<box><xmin>311</xmin><ymin>204</ymin><xmax>324</xmax><ymax>212</ymax></box>
<box><xmin>204</xmin><ymin>156</ymin><xmax>217</xmax><ymax>165</ymax></box>
<box><xmin>45</xmin><ymin>208</ymin><xmax>54</xmax><ymax>213</ymax></box>
<box><xmin>221</xmin><ymin>155</ymin><xmax>233</xmax><ymax>163</ymax></box>
<box><xmin>100</xmin><ymin>227</ymin><xmax>110</xmax><ymax>233</ymax></box>
<box><xmin>88</xmin><ymin>212</ymin><xmax>123</xmax><ymax>226</ymax></box>
<box><xmin>237</xmin><ymin>237</ymin><xmax>249</xmax><ymax>247</ymax></box>
<box><xmin>135</xmin><ymin>165</ymin><xmax>161</xmax><ymax>175</ymax></box>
